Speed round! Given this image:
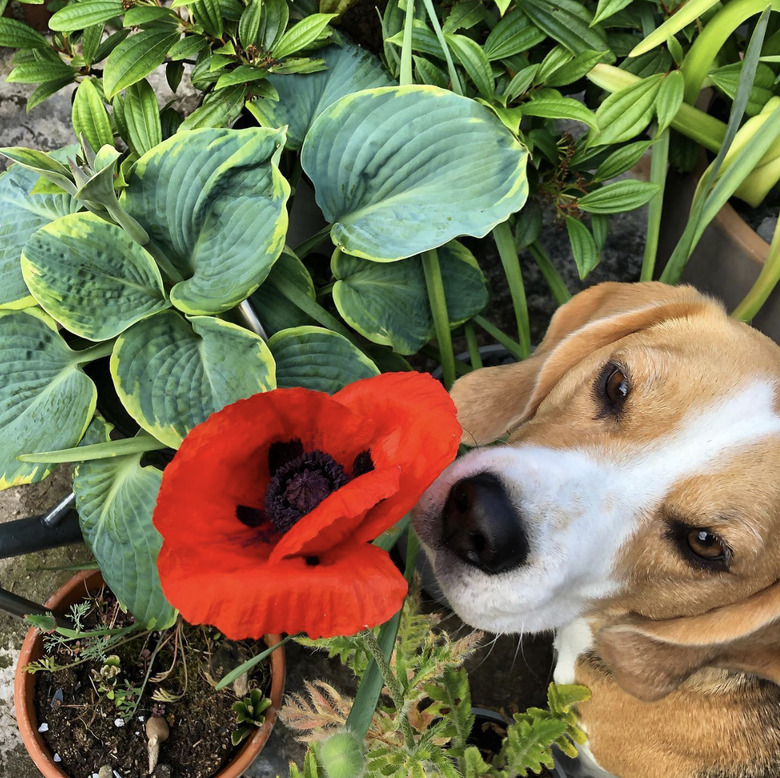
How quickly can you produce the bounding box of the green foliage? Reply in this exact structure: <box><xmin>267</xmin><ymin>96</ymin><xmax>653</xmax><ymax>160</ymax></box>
<box><xmin>231</xmin><ymin>688</ymin><xmax>272</xmax><ymax>745</ymax></box>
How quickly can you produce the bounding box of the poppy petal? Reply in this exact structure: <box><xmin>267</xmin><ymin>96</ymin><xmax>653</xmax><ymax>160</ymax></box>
<box><xmin>335</xmin><ymin>372</ymin><xmax>461</xmax><ymax>542</ymax></box>
<box><xmin>269</xmin><ymin>466</ymin><xmax>400</xmax><ymax>562</ymax></box>
<box><xmin>157</xmin><ymin>540</ymin><xmax>408</xmax><ymax>639</ymax></box>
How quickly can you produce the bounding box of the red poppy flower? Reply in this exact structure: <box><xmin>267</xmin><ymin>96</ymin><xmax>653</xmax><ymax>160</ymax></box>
<box><xmin>153</xmin><ymin>372</ymin><xmax>460</xmax><ymax>640</ymax></box>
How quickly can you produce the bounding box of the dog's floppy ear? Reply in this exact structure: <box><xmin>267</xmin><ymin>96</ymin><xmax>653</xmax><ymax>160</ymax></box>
<box><xmin>451</xmin><ymin>281</ymin><xmax>714</xmax><ymax>445</ymax></box>
<box><xmin>597</xmin><ymin>580</ymin><xmax>780</xmax><ymax>702</ymax></box>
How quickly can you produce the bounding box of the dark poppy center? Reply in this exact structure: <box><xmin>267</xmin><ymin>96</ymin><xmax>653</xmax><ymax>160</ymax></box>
<box><xmin>265</xmin><ymin>449</ymin><xmax>348</xmax><ymax>534</ymax></box>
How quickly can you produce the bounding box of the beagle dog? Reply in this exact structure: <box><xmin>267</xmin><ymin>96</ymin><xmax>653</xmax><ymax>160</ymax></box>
<box><xmin>412</xmin><ymin>282</ymin><xmax>780</xmax><ymax>778</ymax></box>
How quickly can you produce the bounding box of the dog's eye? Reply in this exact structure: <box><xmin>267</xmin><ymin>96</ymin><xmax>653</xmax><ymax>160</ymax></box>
<box><xmin>596</xmin><ymin>363</ymin><xmax>630</xmax><ymax>415</ymax></box>
<box><xmin>605</xmin><ymin>368</ymin><xmax>629</xmax><ymax>405</ymax></box>
<box><xmin>687</xmin><ymin>529</ymin><xmax>727</xmax><ymax>561</ymax></box>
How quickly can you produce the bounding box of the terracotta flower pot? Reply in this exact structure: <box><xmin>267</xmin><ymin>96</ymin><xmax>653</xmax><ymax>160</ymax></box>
<box><xmin>14</xmin><ymin>570</ymin><xmax>286</xmax><ymax>778</ymax></box>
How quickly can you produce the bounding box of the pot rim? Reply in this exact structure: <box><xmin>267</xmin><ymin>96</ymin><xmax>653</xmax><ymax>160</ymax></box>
<box><xmin>14</xmin><ymin>569</ymin><xmax>286</xmax><ymax>778</ymax></box>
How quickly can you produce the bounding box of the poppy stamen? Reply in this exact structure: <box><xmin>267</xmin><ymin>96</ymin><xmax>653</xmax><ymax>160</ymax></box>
<box><xmin>265</xmin><ymin>449</ymin><xmax>348</xmax><ymax>534</ymax></box>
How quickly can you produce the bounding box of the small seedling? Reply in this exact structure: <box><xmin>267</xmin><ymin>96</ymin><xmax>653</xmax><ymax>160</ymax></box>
<box><xmin>231</xmin><ymin>689</ymin><xmax>271</xmax><ymax>745</ymax></box>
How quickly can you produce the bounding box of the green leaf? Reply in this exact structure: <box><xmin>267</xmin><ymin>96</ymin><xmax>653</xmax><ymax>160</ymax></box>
<box><xmin>72</xmin><ymin>79</ymin><xmax>114</xmax><ymax>153</ymax></box>
<box><xmin>544</xmin><ymin>49</ymin><xmax>607</xmax><ymax>88</ymax></box>
<box><xmin>249</xmin><ymin>251</ymin><xmax>316</xmax><ymax>335</ymax></box>
<box><xmin>593</xmin><ymin>140</ymin><xmax>653</xmax><ymax>181</ymax></box>
<box><xmin>0</xmin><ymin>146</ymin><xmax>75</xmax><ymax>194</ymax></box>
<box><xmin>82</xmin><ymin>24</ymin><xmax>104</xmax><ymax>66</ymax></box>
<box><xmin>302</xmin><ymin>85</ymin><xmax>529</xmax><ymax>261</ymax></box>
<box><xmin>273</xmin><ymin>13</ymin><xmax>336</xmax><ymax>59</ymax></box>
<box><xmin>166</xmin><ymin>60</ymin><xmax>185</xmax><ymax>92</ymax></box>
<box><xmin>483</xmin><ymin>9</ymin><xmax>546</xmax><ymax>61</ymax></box>
<box><xmin>49</xmin><ymin>0</ymin><xmax>123</xmax><ymax>31</ymax></box>
<box><xmin>591</xmin><ymin>72</ymin><xmax>663</xmax><ymax>146</ymax></box>
<box><xmin>591</xmin><ymin>0</ymin><xmax>632</xmax><ymax>26</ymax></box>
<box><xmin>121</xmin><ymin>127</ymin><xmax>289</xmax><ymax>314</ymax></box>
<box><xmin>111</xmin><ymin>311</ymin><xmax>276</xmax><ymax>448</ymax></box>
<box><xmin>93</xmin><ymin>27</ymin><xmax>130</xmax><ymax>63</ymax></box>
<box><xmin>443</xmin><ymin>1</ymin><xmax>484</xmax><ymax>34</ymax></box>
<box><xmin>21</xmin><ymin>213</ymin><xmax>170</xmax><ymax>340</ymax></box>
<box><xmin>516</xmin><ymin>0</ymin><xmax>608</xmax><ymax>54</ymax></box>
<box><xmin>249</xmin><ymin>41</ymin><xmax>393</xmax><ymax>150</ymax></box>
<box><xmin>215</xmin><ymin>64</ymin><xmax>269</xmax><ymax>90</ymax></box>
<box><xmin>629</xmin><ymin>0</ymin><xmax>720</xmax><ymax>57</ymax></box>
<box><xmin>168</xmin><ymin>35</ymin><xmax>208</xmax><ymax>61</ymax></box>
<box><xmin>123</xmin><ymin>5</ymin><xmax>178</xmax><ymax>25</ymax></box>
<box><xmin>536</xmin><ymin>45</ymin><xmax>572</xmax><ymax>84</ymax></box>
<box><xmin>27</xmin><ymin>75</ymin><xmax>79</xmax><ymax>111</ymax></box>
<box><xmin>521</xmin><ymin>96</ymin><xmax>597</xmax><ymax>128</ymax></box>
<box><xmin>0</xmin><ymin>17</ymin><xmax>49</xmax><ymax>48</ymax></box>
<box><xmin>178</xmin><ymin>87</ymin><xmax>246</xmax><ymax>131</ymax></box>
<box><xmin>710</xmin><ymin>61</ymin><xmax>775</xmax><ymax>117</ymax></box>
<box><xmin>7</xmin><ymin>60</ymin><xmax>76</xmax><ymax>84</ymax></box>
<box><xmin>0</xmin><ymin>159</ymin><xmax>79</xmax><ymax>309</ymax></box>
<box><xmin>239</xmin><ymin>0</ymin><xmax>263</xmax><ymax>50</ymax></box>
<box><xmin>445</xmin><ymin>33</ymin><xmax>494</xmax><ymax>98</ymax></box>
<box><xmin>503</xmin><ymin>64</ymin><xmax>539</xmax><ymax>102</ymax></box>
<box><xmin>413</xmin><ymin>55</ymin><xmax>448</xmax><ymax>88</ymax></box>
<box><xmin>124</xmin><ymin>79</ymin><xmax>162</xmax><ymax>156</ymax></box>
<box><xmin>192</xmin><ymin>0</ymin><xmax>223</xmax><ymax>37</ymax></box>
<box><xmin>0</xmin><ymin>308</ymin><xmax>96</xmax><ymax>490</ymax></box>
<box><xmin>258</xmin><ymin>0</ymin><xmax>289</xmax><ymax>51</ymax></box>
<box><xmin>332</xmin><ymin>241</ymin><xmax>488</xmax><ymax>354</ymax></box>
<box><xmin>655</xmin><ymin>70</ymin><xmax>684</xmax><ymax>134</ymax></box>
<box><xmin>103</xmin><ymin>29</ymin><xmax>180</xmax><ymax>99</ymax></box>
<box><xmin>565</xmin><ymin>215</ymin><xmax>598</xmax><ymax>279</ymax></box>
<box><xmin>73</xmin><ymin>419</ymin><xmax>177</xmax><ymax>629</ymax></box>
<box><xmin>577</xmin><ymin>180</ymin><xmax>660</xmax><ymax>214</ymax></box>
<box><xmin>269</xmin><ymin>326</ymin><xmax>378</xmax><ymax>392</ymax></box>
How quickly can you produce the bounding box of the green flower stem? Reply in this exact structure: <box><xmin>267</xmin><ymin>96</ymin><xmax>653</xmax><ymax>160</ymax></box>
<box><xmin>587</xmin><ymin>64</ymin><xmax>726</xmax><ymax>152</ymax></box>
<box><xmin>294</xmin><ymin>226</ymin><xmax>332</xmax><ymax>259</ymax></box>
<box><xmin>640</xmin><ymin>128</ymin><xmax>670</xmax><ymax>282</ymax></box>
<box><xmin>464</xmin><ymin>321</ymin><xmax>482</xmax><ymax>370</ymax></box>
<box><xmin>422</xmin><ymin>249</ymin><xmax>456</xmax><ymax>389</ymax></box>
<box><xmin>528</xmin><ymin>242</ymin><xmax>571</xmax><ymax>305</ymax></box>
<box><xmin>680</xmin><ymin>0</ymin><xmax>780</xmax><ymax>104</ymax></box>
<box><xmin>493</xmin><ymin>221</ymin><xmax>530</xmax><ymax>358</ymax></box>
<box><xmin>400</xmin><ymin>0</ymin><xmax>415</xmax><ymax>86</ymax></box>
<box><xmin>103</xmin><ymin>197</ymin><xmax>150</xmax><ymax>246</ymax></box>
<box><xmin>732</xmin><ymin>214</ymin><xmax>780</xmax><ymax>322</ymax></box>
<box><xmin>268</xmin><ymin>274</ymin><xmax>356</xmax><ymax>342</ymax></box>
<box><xmin>420</xmin><ymin>0</ymin><xmax>463</xmax><ymax>95</ymax></box>
<box><xmin>473</xmin><ymin>315</ymin><xmax>525</xmax><ymax>360</ymax></box>
<box><xmin>70</xmin><ymin>339</ymin><xmax>115</xmax><ymax>365</ymax></box>
<box><xmin>359</xmin><ymin>627</ymin><xmax>415</xmax><ymax>750</ymax></box>
<box><xmin>420</xmin><ymin>344</ymin><xmax>472</xmax><ymax>376</ymax></box>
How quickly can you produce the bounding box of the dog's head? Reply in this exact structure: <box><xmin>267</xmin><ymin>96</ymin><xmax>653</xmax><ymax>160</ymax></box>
<box><xmin>413</xmin><ymin>281</ymin><xmax>780</xmax><ymax>699</ymax></box>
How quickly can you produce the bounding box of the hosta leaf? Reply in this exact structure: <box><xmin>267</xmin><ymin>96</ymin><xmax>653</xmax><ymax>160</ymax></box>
<box><xmin>302</xmin><ymin>85</ymin><xmax>529</xmax><ymax>261</ymax></box>
<box><xmin>332</xmin><ymin>241</ymin><xmax>488</xmax><ymax>354</ymax></box>
<box><xmin>121</xmin><ymin>127</ymin><xmax>290</xmax><ymax>314</ymax></box>
<box><xmin>565</xmin><ymin>215</ymin><xmax>598</xmax><ymax>279</ymax></box>
<box><xmin>0</xmin><ymin>308</ymin><xmax>96</xmax><ymax>490</ymax></box>
<box><xmin>103</xmin><ymin>29</ymin><xmax>180</xmax><ymax>99</ymax></box>
<box><xmin>21</xmin><ymin>212</ymin><xmax>169</xmax><ymax>341</ymax></box>
<box><xmin>591</xmin><ymin>72</ymin><xmax>663</xmax><ymax>147</ymax></box>
<box><xmin>0</xmin><ymin>160</ymin><xmax>79</xmax><ymax>309</ymax></box>
<box><xmin>74</xmin><ymin>419</ymin><xmax>176</xmax><ymax>629</ymax></box>
<box><xmin>269</xmin><ymin>326</ymin><xmax>379</xmax><ymax>393</ymax></box>
<box><xmin>49</xmin><ymin>0</ymin><xmax>123</xmax><ymax>31</ymax></box>
<box><xmin>577</xmin><ymin>180</ymin><xmax>659</xmax><ymax>213</ymax></box>
<box><xmin>249</xmin><ymin>42</ymin><xmax>394</xmax><ymax>150</ymax></box>
<box><xmin>516</xmin><ymin>0</ymin><xmax>608</xmax><ymax>54</ymax></box>
<box><xmin>249</xmin><ymin>252</ymin><xmax>316</xmax><ymax>335</ymax></box>
<box><xmin>72</xmin><ymin>78</ymin><xmax>114</xmax><ymax>152</ymax></box>
<box><xmin>111</xmin><ymin>310</ymin><xmax>276</xmax><ymax>448</ymax></box>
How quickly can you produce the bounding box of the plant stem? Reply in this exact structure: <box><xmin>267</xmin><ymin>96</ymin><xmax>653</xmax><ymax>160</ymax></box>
<box><xmin>420</xmin><ymin>0</ymin><xmax>463</xmax><ymax>94</ymax></box>
<box><xmin>422</xmin><ymin>249</ymin><xmax>456</xmax><ymax>389</ymax></box>
<box><xmin>473</xmin><ymin>315</ymin><xmax>525</xmax><ymax>360</ymax></box>
<box><xmin>359</xmin><ymin>628</ymin><xmax>415</xmax><ymax>750</ymax></box>
<box><xmin>70</xmin><ymin>339</ymin><xmax>115</xmax><ymax>365</ymax></box>
<box><xmin>400</xmin><ymin>0</ymin><xmax>415</xmax><ymax>86</ymax></box>
<box><xmin>640</xmin><ymin>128</ymin><xmax>670</xmax><ymax>282</ymax></box>
<box><xmin>528</xmin><ymin>242</ymin><xmax>571</xmax><ymax>305</ymax></box>
<box><xmin>294</xmin><ymin>225</ymin><xmax>332</xmax><ymax>258</ymax></box>
<box><xmin>103</xmin><ymin>198</ymin><xmax>150</xmax><ymax>245</ymax></box>
<box><xmin>493</xmin><ymin>221</ymin><xmax>530</xmax><ymax>358</ymax></box>
<box><xmin>420</xmin><ymin>344</ymin><xmax>472</xmax><ymax>376</ymax></box>
<box><xmin>464</xmin><ymin>322</ymin><xmax>482</xmax><ymax>369</ymax></box>
<box><xmin>732</xmin><ymin>215</ymin><xmax>780</xmax><ymax>321</ymax></box>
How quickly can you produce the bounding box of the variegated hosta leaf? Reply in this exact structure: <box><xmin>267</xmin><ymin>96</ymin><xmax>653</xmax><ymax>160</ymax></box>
<box><xmin>332</xmin><ymin>241</ymin><xmax>488</xmax><ymax>354</ymax></box>
<box><xmin>0</xmin><ymin>308</ymin><xmax>96</xmax><ymax>490</ymax></box>
<box><xmin>120</xmin><ymin>127</ymin><xmax>290</xmax><ymax>315</ymax></box>
<box><xmin>21</xmin><ymin>212</ymin><xmax>170</xmax><ymax>341</ymax></box>
<box><xmin>269</xmin><ymin>326</ymin><xmax>379</xmax><ymax>393</ymax></box>
<box><xmin>301</xmin><ymin>85</ymin><xmax>529</xmax><ymax>261</ymax></box>
<box><xmin>249</xmin><ymin>41</ymin><xmax>394</xmax><ymax>149</ymax></box>
<box><xmin>111</xmin><ymin>310</ymin><xmax>277</xmax><ymax>448</ymax></box>
<box><xmin>74</xmin><ymin>419</ymin><xmax>176</xmax><ymax>629</ymax></box>
<box><xmin>0</xmin><ymin>160</ymin><xmax>80</xmax><ymax>310</ymax></box>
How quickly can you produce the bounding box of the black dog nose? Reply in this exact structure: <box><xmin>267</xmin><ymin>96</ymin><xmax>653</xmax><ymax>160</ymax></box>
<box><xmin>441</xmin><ymin>473</ymin><xmax>528</xmax><ymax>574</ymax></box>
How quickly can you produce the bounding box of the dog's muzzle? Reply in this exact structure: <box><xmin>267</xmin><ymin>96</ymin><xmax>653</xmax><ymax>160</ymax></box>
<box><xmin>440</xmin><ymin>472</ymin><xmax>528</xmax><ymax>574</ymax></box>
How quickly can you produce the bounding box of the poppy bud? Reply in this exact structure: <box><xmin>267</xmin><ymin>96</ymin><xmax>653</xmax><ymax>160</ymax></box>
<box><xmin>313</xmin><ymin>730</ymin><xmax>366</xmax><ymax>778</ymax></box>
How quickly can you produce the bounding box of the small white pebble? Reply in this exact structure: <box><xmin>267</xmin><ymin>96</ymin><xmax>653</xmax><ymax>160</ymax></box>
<box><xmin>38</xmin><ymin>722</ymin><xmax>49</xmax><ymax>732</ymax></box>
<box><xmin>114</xmin><ymin>717</ymin><xmax>125</xmax><ymax>727</ymax></box>
<box><xmin>137</xmin><ymin>715</ymin><xmax>145</xmax><ymax>722</ymax></box>
<box><xmin>114</xmin><ymin>771</ymin><xmax>123</xmax><ymax>778</ymax></box>
<box><xmin>53</xmin><ymin>753</ymin><xmax>61</xmax><ymax>763</ymax></box>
